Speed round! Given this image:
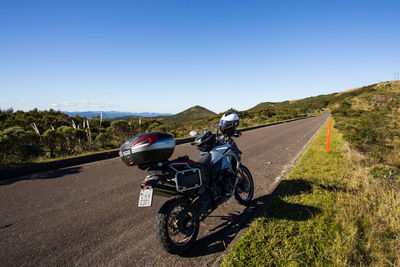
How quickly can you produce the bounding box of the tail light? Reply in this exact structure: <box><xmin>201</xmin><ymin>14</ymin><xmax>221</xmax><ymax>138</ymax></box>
<box><xmin>132</xmin><ymin>133</ymin><xmax>159</xmax><ymax>147</ymax></box>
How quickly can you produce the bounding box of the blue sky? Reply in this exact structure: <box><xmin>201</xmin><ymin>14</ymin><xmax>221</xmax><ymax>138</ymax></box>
<box><xmin>1</xmin><ymin>0</ymin><xmax>399</xmax><ymax>114</ymax></box>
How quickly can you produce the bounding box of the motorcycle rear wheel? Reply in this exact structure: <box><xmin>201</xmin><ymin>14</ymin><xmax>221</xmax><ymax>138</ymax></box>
<box><xmin>234</xmin><ymin>164</ymin><xmax>254</xmax><ymax>205</ymax></box>
<box><xmin>155</xmin><ymin>196</ymin><xmax>199</xmax><ymax>255</ymax></box>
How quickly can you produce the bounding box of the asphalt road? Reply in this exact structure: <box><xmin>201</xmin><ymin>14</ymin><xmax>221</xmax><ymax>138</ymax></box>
<box><xmin>0</xmin><ymin>113</ymin><xmax>329</xmax><ymax>267</ymax></box>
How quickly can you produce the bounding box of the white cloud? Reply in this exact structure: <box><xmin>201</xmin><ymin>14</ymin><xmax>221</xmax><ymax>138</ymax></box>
<box><xmin>48</xmin><ymin>101</ymin><xmax>114</xmax><ymax>109</ymax></box>
<box><xmin>0</xmin><ymin>98</ymin><xmax>6</xmax><ymax>103</ymax></box>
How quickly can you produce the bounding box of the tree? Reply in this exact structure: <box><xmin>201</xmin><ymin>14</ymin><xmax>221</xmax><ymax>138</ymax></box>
<box><xmin>0</xmin><ymin>127</ymin><xmax>42</xmax><ymax>163</ymax></box>
<box><xmin>42</xmin><ymin>129</ymin><xmax>59</xmax><ymax>158</ymax></box>
<box><xmin>109</xmin><ymin>120</ymin><xmax>130</xmax><ymax>141</ymax></box>
<box><xmin>94</xmin><ymin>132</ymin><xmax>115</xmax><ymax>150</ymax></box>
<box><xmin>56</xmin><ymin>126</ymin><xmax>87</xmax><ymax>155</ymax></box>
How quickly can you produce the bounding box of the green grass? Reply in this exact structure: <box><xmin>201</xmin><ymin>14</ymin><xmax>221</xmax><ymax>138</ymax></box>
<box><xmin>222</xmin><ymin>118</ymin><xmax>400</xmax><ymax>266</ymax></box>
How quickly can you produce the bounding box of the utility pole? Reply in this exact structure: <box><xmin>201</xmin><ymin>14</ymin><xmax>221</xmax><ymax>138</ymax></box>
<box><xmin>99</xmin><ymin>112</ymin><xmax>102</xmax><ymax>135</ymax></box>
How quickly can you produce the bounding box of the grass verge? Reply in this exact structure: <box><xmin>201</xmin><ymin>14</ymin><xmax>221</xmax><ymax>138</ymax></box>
<box><xmin>222</xmin><ymin>118</ymin><xmax>400</xmax><ymax>266</ymax></box>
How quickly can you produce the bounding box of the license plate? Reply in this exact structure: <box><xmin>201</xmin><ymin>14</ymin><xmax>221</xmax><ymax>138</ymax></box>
<box><xmin>138</xmin><ymin>187</ymin><xmax>153</xmax><ymax>207</ymax></box>
<box><xmin>122</xmin><ymin>150</ymin><xmax>131</xmax><ymax>156</ymax></box>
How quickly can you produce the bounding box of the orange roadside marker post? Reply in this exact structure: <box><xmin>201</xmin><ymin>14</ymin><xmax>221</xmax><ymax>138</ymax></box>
<box><xmin>327</xmin><ymin>121</ymin><xmax>332</xmax><ymax>152</ymax></box>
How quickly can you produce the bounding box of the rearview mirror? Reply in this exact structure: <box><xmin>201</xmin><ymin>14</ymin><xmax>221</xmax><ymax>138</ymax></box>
<box><xmin>189</xmin><ymin>131</ymin><xmax>198</xmax><ymax>137</ymax></box>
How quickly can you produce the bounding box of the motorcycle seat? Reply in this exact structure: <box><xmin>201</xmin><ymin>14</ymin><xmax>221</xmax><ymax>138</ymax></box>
<box><xmin>169</xmin><ymin>157</ymin><xmax>198</xmax><ymax>170</ymax></box>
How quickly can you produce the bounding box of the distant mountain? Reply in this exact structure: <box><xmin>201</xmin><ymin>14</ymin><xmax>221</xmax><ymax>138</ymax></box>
<box><xmin>63</xmin><ymin>111</ymin><xmax>172</xmax><ymax>119</ymax></box>
<box><xmin>163</xmin><ymin>105</ymin><xmax>217</xmax><ymax>123</ymax></box>
<box><xmin>110</xmin><ymin>115</ymin><xmax>171</xmax><ymax>121</ymax></box>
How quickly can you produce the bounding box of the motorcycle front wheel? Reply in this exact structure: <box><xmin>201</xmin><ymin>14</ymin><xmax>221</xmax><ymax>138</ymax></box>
<box><xmin>234</xmin><ymin>164</ymin><xmax>254</xmax><ymax>205</ymax></box>
<box><xmin>155</xmin><ymin>196</ymin><xmax>199</xmax><ymax>255</ymax></box>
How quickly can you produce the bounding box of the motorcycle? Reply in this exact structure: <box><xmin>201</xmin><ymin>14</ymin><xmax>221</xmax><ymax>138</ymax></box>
<box><xmin>119</xmin><ymin>125</ymin><xmax>254</xmax><ymax>255</ymax></box>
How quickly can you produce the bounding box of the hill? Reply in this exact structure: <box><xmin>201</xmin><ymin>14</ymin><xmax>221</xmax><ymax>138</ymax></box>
<box><xmin>247</xmin><ymin>82</ymin><xmax>396</xmax><ymax>114</ymax></box>
<box><xmin>162</xmin><ymin>105</ymin><xmax>217</xmax><ymax>124</ymax></box>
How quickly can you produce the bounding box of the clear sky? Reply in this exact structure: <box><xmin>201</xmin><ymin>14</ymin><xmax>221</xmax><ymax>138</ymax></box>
<box><xmin>1</xmin><ymin>0</ymin><xmax>399</xmax><ymax>114</ymax></box>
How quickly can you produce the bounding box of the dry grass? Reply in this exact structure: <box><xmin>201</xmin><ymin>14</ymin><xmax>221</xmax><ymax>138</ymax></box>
<box><xmin>344</xmin><ymin>148</ymin><xmax>400</xmax><ymax>265</ymax></box>
<box><xmin>336</xmin><ymin>86</ymin><xmax>362</xmax><ymax>96</ymax></box>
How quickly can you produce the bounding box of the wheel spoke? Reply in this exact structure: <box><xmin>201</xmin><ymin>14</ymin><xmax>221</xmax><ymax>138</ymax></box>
<box><xmin>167</xmin><ymin>204</ymin><xmax>196</xmax><ymax>245</ymax></box>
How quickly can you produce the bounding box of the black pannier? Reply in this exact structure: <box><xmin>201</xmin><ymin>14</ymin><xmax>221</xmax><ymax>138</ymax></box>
<box><xmin>176</xmin><ymin>170</ymin><xmax>202</xmax><ymax>192</ymax></box>
<box><xmin>119</xmin><ymin>132</ymin><xmax>175</xmax><ymax>167</ymax></box>
<box><xmin>169</xmin><ymin>161</ymin><xmax>203</xmax><ymax>192</ymax></box>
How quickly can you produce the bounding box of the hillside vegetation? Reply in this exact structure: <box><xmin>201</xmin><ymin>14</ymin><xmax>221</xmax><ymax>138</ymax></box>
<box><xmin>331</xmin><ymin>81</ymin><xmax>400</xmax><ymax>169</ymax></box>
<box><xmin>162</xmin><ymin>105</ymin><xmax>216</xmax><ymax>123</ymax></box>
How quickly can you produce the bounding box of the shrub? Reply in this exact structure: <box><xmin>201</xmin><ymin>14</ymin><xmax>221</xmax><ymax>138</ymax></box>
<box><xmin>0</xmin><ymin>127</ymin><xmax>42</xmax><ymax>163</ymax></box>
<box><xmin>370</xmin><ymin>165</ymin><xmax>399</xmax><ymax>179</ymax></box>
